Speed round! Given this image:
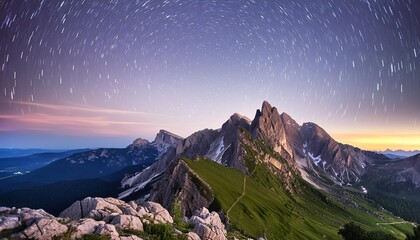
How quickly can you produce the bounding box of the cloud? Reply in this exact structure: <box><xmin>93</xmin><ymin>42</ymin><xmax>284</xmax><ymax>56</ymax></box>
<box><xmin>8</xmin><ymin>101</ymin><xmax>159</xmax><ymax>116</ymax></box>
<box><xmin>0</xmin><ymin>101</ymin><xmax>161</xmax><ymax>136</ymax></box>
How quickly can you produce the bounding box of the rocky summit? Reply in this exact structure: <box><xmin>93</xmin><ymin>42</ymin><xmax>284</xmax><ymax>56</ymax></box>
<box><xmin>0</xmin><ymin>197</ymin><xmax>227</xmax><ymax>240</ymax></box>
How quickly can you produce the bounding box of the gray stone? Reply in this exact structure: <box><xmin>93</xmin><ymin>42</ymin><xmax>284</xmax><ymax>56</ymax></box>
<box><xmin>0</xmin><ymin>207</ymin><xmax>11</xmax><ymax>214</ymax></box>
<box><xmin>60</xmin><ymin>197</ymin><xmax>128</xmax><ymax>220</ymax></box>
<box><xmin>143</xmin><ymin>201</ymin><xmax>173</xmax><ymax>224</ymax></box>
<box><xmin>119</xmin><ymin>235</ymin><xmax>143</xmax><ymax>240</ymax></box>
<box><xmin>0</xmin><ymin>216</ymin><xmax>20</xmax><ymax>232</ymax></box>
<box><xmin>111</xmin><ymin>214</ymin><xmax>143</xmax><ymax>231</ymax></box>
<box><xmin>189</xmin><ymin>207</ymin><xmax>227</xmax><ymax>240</ymax></box>
<box><xmin>187</xmin><ymin>232</ymin><xmax>201</xmax><ymax>240</ymax></box>
<box><xmin>95</xmin><ymin>223</ymin><xmax>120</xmax><ymax>240</ymax></box>
<box><xmin>71</xmin><ymin>218</ymin><xmax>104</xmax><ymax>239</ymax></box>
<box><xmin>20</xmin><ymin>208</ymin><xmax>54</xmax><ymax>223</ymax></box>
<box><xmin>19</xmin><ymin>218</ymin><xmax>68</xmax><ymax>240</ymax></box>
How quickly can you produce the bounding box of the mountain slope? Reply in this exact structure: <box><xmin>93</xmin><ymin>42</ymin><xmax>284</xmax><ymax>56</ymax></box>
<box><xmin>119</xmin><ymin>101</ymin><xmax>396</xmax><ymax>211</ymax></box>
<box><xmin>0</xmin><ymin>130</ymin><xmax>182</xmax><ymax>214</ymax></box>
<box><xmin>119</xmin><ymin>114</ymin><xmax>251</xmax><ymax>199</ymax></box>
<box><xmin>146</xmin><ymin>114</ymin><xmax>412</xmax><ymax>238</ymax></box>
<box><xmin>360</xmin><ymin>154</ymin><xmax>420</xmax><ymax>222</ymax></box>
<box><xmin>181</xmin><ymin>154</ymin><xmax>411</xmax><ymax>239</ymax></box>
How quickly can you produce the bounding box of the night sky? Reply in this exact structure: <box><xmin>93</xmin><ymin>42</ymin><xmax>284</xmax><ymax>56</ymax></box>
<box><xmin>0</xmin><ymin>0</ymin><xmax>419</xmax><ymax>150</ymax></box>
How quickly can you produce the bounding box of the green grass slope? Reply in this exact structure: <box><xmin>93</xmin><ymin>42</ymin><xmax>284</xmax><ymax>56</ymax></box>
<box><xmin>185</xmin><ymin>158</ymin><xmax>412</xmax><ymax>240</ymax></box>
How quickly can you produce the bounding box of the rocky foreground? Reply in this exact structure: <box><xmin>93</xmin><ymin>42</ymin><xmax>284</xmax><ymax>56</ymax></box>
<box><xmin>0</xmin><ymin>197</ymin><xmax>227</xmax><ymax>240</ymax></box>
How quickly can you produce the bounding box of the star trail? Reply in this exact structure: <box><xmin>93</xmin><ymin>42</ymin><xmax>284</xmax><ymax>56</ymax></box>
<box><xmin>0</xmin><ymin>0</ymin><xmax>419</xmax><ymax>150</ymax></box>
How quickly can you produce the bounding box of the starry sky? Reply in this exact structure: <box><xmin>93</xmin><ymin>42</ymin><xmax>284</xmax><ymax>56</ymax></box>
<box><xmin>0</xmin><ymin>0</ymin><xmax>419</xmax><ymax>150</ymax></box>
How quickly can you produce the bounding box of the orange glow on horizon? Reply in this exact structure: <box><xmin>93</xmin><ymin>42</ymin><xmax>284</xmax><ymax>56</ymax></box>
<box><xmin>332</xmin><ymin>132</ymin><xmax>420</xmax><ymax>151</ymax></box>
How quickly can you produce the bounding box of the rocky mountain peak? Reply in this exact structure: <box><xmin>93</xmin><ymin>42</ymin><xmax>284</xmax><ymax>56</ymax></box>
<box><xmin>280</xmin><ymin>112</ymin><xmax>299</xmax><ymax>127</ymax></box>
<box><xmin>250</xmin><ymin>101</ymin><xmax>295</xmax><ymax>157</ymax></box>
<box><xmin>130</xmin><ymin>138</ymin><xmax>150</xmax><ymax>147</ymax></box>
<box><xmin>154</xmin><ymin>129</ymin><xmax>183</xmax><ymax>146</ymax></box>
<box><xmin>261</xmin><ymin>100</ymin><xmax>276</xmax><ymax>114</ymax></box>
<box><xmin>222</xmin><ymin>113</ymin><xmax>251</xmax><ymax>132</ymax></box>
<box><xmin>251</xmin><ymin>101</ymin><xmax>278</xmax><ymax>125</ymax></box>
<box><xmin>301</xmin><ymin>122</ymin><xmax>331</xmax><ymax>140</ymax></box>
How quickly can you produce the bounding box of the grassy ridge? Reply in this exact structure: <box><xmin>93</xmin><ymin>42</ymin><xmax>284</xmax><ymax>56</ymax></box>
<box><xmin>185</xmin><ymin>158</ymin><xmax>412</xmax><ymax>239</ymax></box>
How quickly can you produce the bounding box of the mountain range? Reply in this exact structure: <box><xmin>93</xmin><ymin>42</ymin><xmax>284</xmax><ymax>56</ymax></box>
<box><xmin>379</xmin><ymin>149</ymin><xmax>420</xmax><ymax>159</ymax></box>
<box><xmin>0</xmin><ymin>101</ymin><xmax>418</xmax><ymax>239</ymax></box>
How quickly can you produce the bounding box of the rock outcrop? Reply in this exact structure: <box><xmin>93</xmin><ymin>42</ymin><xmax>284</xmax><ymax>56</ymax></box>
<box><xmin>142</xmin><ymin>201</ymin><xmax>174</xmax><ymax>224</ymax></box>
<box><xmin>189</xmin><ymin>208</ymin><xmax>227</xmax><ymax>240</ymax></box>
<box><xmin>250</xmin><ymin>101</ymin><xmax>385</xmax><ymax>185</ymax></box>
<box><xmin>59</xmin><ymin>197</ymin><xmax>132</xmax><ymax>220</ymax></box>
<box><xmin>300</xmin><ymin>122</ymin><xmax>372</xmax><ymax>184</ymax></box>
<box><xmin>119</xmin><ymin>130</ymin><xmax>185</xmax><ymax>200</ymax></box>
<box><xmin>0</xmin><ymin>207</ymin><xmax>67</xmax><ymax>239</ymax></box>
<box><xmin>0</xmin><ymin>197</ymin><xmax>227</xmax><ymax>240</ymax></box>
<box><xmin>150</xmin><ymin>160</ymin><xmax>214</xmax><ymax>217</ymax></box>
<box><xmin>251</xmin><ymin>101</ymin><xmax>290</xmax><ymax>155</ymax></box>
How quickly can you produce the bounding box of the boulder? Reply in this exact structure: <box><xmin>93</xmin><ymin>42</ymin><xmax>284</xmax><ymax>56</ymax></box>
<box><xmin>0</xmin><ymin>199</ymin><xmax>182</xmax><ymax>240</ymax></box>
<box><xmin>17</xmin><ymin>218</ymin><xmax>67</xmax><ymax>240</ymax></box>
<box><xmin>143</xmin><ymin>201</ymin><xmax>173</xmax><ymax>224</ymax></box>
<box><xmin>111</xmin><ymin>214</ymin><xmax>143</xmax><ymax>231</ymax></box>
<box><xmin>0</xmin><ymin>216</ymin><xmax>20</xmax><ymax>232</ymax></box>
<box><xmin>60</xmin><ymin>197</ymin><xmax>137</xmax><ymax>220</ymax></box>
<box><xmin>71</xmin><ymin>218</ymin><xmax>104</xmax><ymax>239</ymax></box>
<box><xmin>128</xmin><ymin>201</ymin><xmax>138</xmax><ymax>211</ymax></box>
<box><xmin>0</xmin><ymin>207</ymin><xmax>11</xmax><ymax>214</ymax></box>
<box><xmin>189</xmin><ymin>208</ymin><xmax>227</xmax><ymax>240</ymax></box>
<box><xmin>20</xmin><ymin>208</ymin><xmax>54</xmax><ymax>223</ymax></box>
<box><xmin>120</xmin><ymin>235</ymin><xmax>144</xmax><ymax>240</ymax></box>
<box><xmin>187</xmin><ymin>232</ymin><xmax>201</xmax><ymax>240</ymax></box>
<box><xmin>95</xmin><ymin>223</ymin><xmax>120</xmax><ymax>240</ymax></box>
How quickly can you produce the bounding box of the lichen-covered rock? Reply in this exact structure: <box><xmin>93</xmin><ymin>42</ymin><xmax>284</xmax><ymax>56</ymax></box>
<box><xmin>189</xmin><ymin>207</ymin><xmax>227</xmax><ymax>240</ymax></box>
<box><xmin>110</xmin><ymin>214</ymin><xmax>143</xmax><ymax>231</ymax></box>
<box><xmin>15</xmin><ymin>218</ymin><xmax>68</xmax><ymax>240</ymax></box>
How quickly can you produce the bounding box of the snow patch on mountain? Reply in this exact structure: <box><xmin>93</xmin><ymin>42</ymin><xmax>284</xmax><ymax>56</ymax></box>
<box><xmin>119</xmin><ymin>172</ymin><xmax>163</xmax><ymax>199</ymax></box>
<box><xmin>205</xmin><ymin>137</ymin><xmax>230</xmax><ymax>164</ymax></box>
<box><xmin>308</xmin><ymin>152</ymin><xmax>322</xmax><ymax>165</ymax></box>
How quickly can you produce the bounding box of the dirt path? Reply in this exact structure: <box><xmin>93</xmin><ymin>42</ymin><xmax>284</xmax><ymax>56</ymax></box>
<box><xmin>376</xmin><ymin>221</ymin><xmax>411</xmax><ymax>225</ymax></box>
<box><xmin>226</xmin><ymin>167</ymin><xmax>256</xmax><ymax>217</ymax></box>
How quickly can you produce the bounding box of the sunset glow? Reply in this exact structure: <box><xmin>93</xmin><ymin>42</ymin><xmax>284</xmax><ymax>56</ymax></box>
<box><xmin>333</xmin><ymin>133</ymin><xmax>420</xmax><ymax>151</ymax></box>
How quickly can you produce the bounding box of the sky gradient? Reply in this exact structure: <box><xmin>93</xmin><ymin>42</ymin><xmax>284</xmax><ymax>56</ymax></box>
<box><xmin>1</xmin><ymin>0</ymin><xmax>419</xmax><ymax>150</ymax></box>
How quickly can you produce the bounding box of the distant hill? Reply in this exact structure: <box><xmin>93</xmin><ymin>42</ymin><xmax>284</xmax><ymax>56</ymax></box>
<box><xmin>379</xmin><ymin>149</ymin><xmax>420</xmax><ymax>159</ymax></box>
<box><xmin>0</xmin><ymin>149</ymin><xmax>89</xmax><ymax>173</ymax></box>
<box><xmin>0</xmin><ymin>148</ymin><xmax>71</xmax><ymax>158</ymax></box>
